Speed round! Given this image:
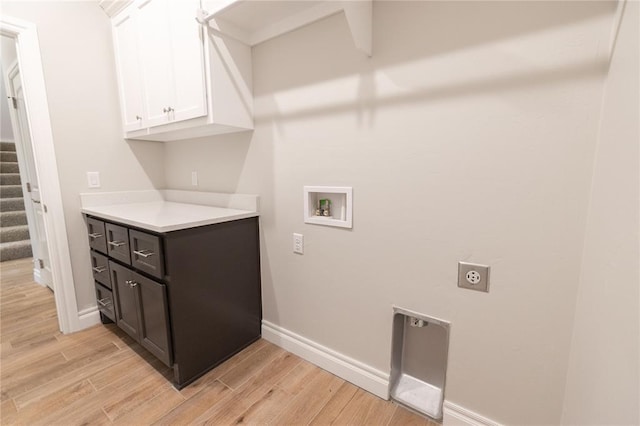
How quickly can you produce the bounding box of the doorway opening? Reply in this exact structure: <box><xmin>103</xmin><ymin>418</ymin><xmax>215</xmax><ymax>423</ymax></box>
<box><xmin>1</xmin><ymin>35</ymin><xmax>52</xmax><ymax>291</ymax></box>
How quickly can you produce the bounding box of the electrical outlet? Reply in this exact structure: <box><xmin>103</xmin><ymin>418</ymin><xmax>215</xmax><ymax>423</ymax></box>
<box><xmin>87</xmin><ymin>172</ymin><xmax>100</xmax><ymax>188</ymax></box>
<box><xmin>293</xmin><ymin>233</ymin><xmax>304</xmax><ymax>254</ymax></box>
<box><xmin>458</xmin><ymin>261</ymin><xmax>490</xmax><ymax>292</ymax></box>
<box><xmin>191</xmin><ymin>171</ymin><xmax>198</xmax><ymax>186</ymax></box>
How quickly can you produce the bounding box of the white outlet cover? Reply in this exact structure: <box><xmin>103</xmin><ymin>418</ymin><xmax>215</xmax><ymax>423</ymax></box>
<box><xmin>293</xmin><ymin>233</ymin><xmax>304</xmax><ymax>254</ymax></box>
<box><xmin>87</xmin><ymin>172</ymin><xmax>100</xmax><ymax>188</ymax></box>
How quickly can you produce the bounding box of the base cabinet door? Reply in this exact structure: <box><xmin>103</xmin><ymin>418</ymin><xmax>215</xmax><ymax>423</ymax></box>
<box><xmin>134</xmin><ymin>272</ymin><xmax>172</xmax><ymax>366</ymax></box>
<box><xmin>110</xmin><ymin>261</ymin><xmax>139</xmax><ymax>340</ymax></box>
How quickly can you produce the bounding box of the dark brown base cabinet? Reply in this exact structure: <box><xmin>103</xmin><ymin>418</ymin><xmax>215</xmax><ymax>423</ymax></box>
<box><xmin>86</xmin><ymin>215</ymin><xmax>262</xmax><ymax>389</ymax></box>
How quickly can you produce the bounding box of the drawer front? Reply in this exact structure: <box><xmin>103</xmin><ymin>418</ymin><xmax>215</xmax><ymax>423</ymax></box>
<box><xmin>86</xmin><ymin>217</ymin><xmax>107</xmax><ymax>254</ymax></box>
<box><xmin>95</xmin><ymin>282</ymin><xmax>115</xmax><ymax>322</ymax></box>
<box><xmin>90</xmin><ymin>251</ymin><xmax>111</xmax><ymax>288</ymax></box>
<box><xmin>106</xmin><ymin>223</ymin><xmax>131</xmax><ymax>265</ymax></box>
<box><xmin>129</xmin><ymin>230</ymin><xmax>164</xmax><ymax>279</ymax></box>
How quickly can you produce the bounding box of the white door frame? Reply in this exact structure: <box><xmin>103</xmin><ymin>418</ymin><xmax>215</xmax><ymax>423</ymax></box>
<box><xmin>1</xmin><ymin>16</ymin><xmax>80</xmax><ymax>333</ymax></box>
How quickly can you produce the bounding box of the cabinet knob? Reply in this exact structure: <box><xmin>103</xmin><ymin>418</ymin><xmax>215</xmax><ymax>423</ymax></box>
<box><xmin>125</xmin><ymin>280</ymin><xmax>138</xmax><ymax>288</ymax></box>
<box><xmin>136</xmin><ymin>115</ymin><xmax>142</xmax><ymax>120</ymax></box>
<box><xmin>163</xmin><ymin>107</ymin><xmax>174</xmax><ymax>113</ymax></box>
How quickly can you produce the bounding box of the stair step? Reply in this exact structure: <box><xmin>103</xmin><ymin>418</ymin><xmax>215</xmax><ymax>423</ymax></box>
<box><xmin>0</xmin><ymin>173</ymin><xmax>21</xmax><ymax>185</ymax></box>
<box><xmin>0</xmin><ymin>198</ymin><xmax>25</xmax><ymax>212</ymax></box>
<box><xmin>0</xmin><ymin>225</ymin><xmax>30</xmax><ymax>243</ymax></box>
<box><xmin>0</xmin><ymin>185</ymin><xmax>23</xmax><ymax>199</ymax></box>
<box><xmin>0</xmin><ymin>142</ymin><xmax>16</xmax><ymax>152</ymax></box>
<box><xmin>0</xmin><ymin>240</ymin><xmax>32</xmax><ymax>262</ymax></box>
<box><xmin>0</xmin><ymin>152</ymin><xmax>18</xmax><ymax>162</ymax></box>
<box><xmin>0</xmin><ymin>162</ymin><xmax>19</xmax><ymax>174</ymax></box>
<box><xmin>0</xmin><ymin>211</ymin><xmax>28</xmax><ymax>227</ymax></box>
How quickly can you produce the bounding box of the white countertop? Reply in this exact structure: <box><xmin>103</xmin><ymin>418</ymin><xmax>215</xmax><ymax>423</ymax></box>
<box><xmin>81</xmin><ymin>201</ymin><xmax>259</xmax><ymax>233</ymax></box>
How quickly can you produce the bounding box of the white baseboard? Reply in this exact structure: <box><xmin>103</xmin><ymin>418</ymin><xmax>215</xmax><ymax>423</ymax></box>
<box><xmin>77</xmin><ymin>306</ymin><xmax>101</xmax><ymax>329</ymax></box>
<box><xmin>33</xmin><ymin>267</ymin><xmax>44</xmax><ymax>286</ymax></box>
<box><xmin>262</xmin><ymin>320</ymin><xmax>501</xmax><ymax>426</ymax></box>
<box><xmin>443</xmin><ymin>401</ymin><xmax>502</xmax><ymax>426</ymax></box>
<box><xmin>261</xmin><ymin>320</ymin><xmax>390</xmax><ymax>399</ymax></box>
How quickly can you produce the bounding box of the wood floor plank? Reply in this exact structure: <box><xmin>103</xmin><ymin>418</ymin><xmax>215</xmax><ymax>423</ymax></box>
<box><xmin>3</xmin><ymin>341</ymin><xmax>119</xmax><ymax>403</ymax></box>
<box><xmin>309</xmin><ymin>380</ymin><xmax>360</xmax><ymax>425</ymax></box>
<box><xmin>271</xmin><ymin>369</ymin><xmax>345</xmax><ymax>425</ymax></box>
<box><xmin>387</xmin><ymin>404</ymin><xmax>438</xmax><ymax>426</ymax></box>
<box><xmin>113</xmin><ymin>386</ymin><xmax>185</xmax><ymax>425</ymax></box>
<box><xmin>198</xmin><ymin>350</ymin><xmax>303</xmax><ymax>425</ymax></box>
<box><xmin>217</xmin><ymin>341</ymin><xmax>284</xmax><ymax>389</ymax></box>
<box><xmin>154</xmin><ymin>380</ymin><xmax>232</xmax><ymax>426</ymax></box>
<box><xmin>4</xmin><ymin>380</ymin><xmax>96</xmax><ymax>424</ymax></box>
<box><xmin>332</xmin><ymin>387</ymin><xmax>397</xmax><ymax>425</ymax></box>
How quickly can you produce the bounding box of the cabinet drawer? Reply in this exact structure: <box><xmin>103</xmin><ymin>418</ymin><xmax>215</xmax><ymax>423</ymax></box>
<box><xmin>106</xmin><ymin>223</ymin><xmax>130</xmax><ymax>264</ymax></box>
<box><xmin>90</xmin><ymin>251</ymin><xmax>111</xmax><ymax>288</ymax></box>
<box><xmin>129</xmin><ymin>230</ymin><xmax>164</xmax><ymax>279</ymax></box>
<box><xmin>95</xmin><ymin>282</ymin><xmax>115</xmax><ymax>322</ymax></box>
<box><xmin>86</xmin><ymin>217</ymin><xmax>107</xmax><ymax>254</ymax></box>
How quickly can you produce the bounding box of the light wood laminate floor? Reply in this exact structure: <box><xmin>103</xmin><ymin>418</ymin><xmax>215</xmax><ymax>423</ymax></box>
<box><xmin>0</xmin><ymin>257</ymin><xmax>436</xmax><ymax>425</ymax></box>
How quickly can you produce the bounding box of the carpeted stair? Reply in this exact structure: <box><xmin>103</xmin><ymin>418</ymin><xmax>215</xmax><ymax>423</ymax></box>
<box><xmin>0</xmin><ymin>141</ymin><xmax>32</xmax><ymax>261</ymax></box>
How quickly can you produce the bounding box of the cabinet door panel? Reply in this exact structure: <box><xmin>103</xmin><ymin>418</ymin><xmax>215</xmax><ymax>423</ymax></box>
<box><xmin>113</xmin><ymin>10</ymin><xmax>145</xmax><ymax>131</ymax></box>
<box><xmin>168</xmin><ymin>0</ymin><xmax>207</xmax><ymax>123</ymax></box>
<box><xmin>137</xmin><ymin>0</ymin><xmax>174</xmax><ymax>127</ymax></box>
<box><xmin>134</xmin><ymin>272</ymin><xmax>172</xmax><ymax>366</ymax></box>
<box><xmin>109</xmin><ymin>261</ymin><xmax>139</xmax><ymax>340</ymax></box>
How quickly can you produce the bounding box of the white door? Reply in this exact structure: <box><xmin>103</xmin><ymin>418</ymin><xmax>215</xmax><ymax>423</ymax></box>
<box><xmin>7</xmin><ymin>64</ymin><xmax>53</xmax><ymax>289</ymax></box>
<box><xmin>113</xmin><ymin>7</ymin><xmax>146</xmax><ymax>132</ymax></box>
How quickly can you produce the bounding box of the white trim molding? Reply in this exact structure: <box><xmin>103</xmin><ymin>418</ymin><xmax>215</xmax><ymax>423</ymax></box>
<box><xmin>77</xmin><ymin>307</ymin><xmax>101</xmax><ymax>330</ymax></box>
<box><xmin>443</xmin><ymin>401</ymin><xmax>503</xmax><ymax>426</ymax></box>
<box><xmin>261</xmin><ymin>320</ymin><xmax>389</xmax><ymax>399</ymax></box>
<box><xmin>1</xmin><ymin>15</ymin><xmax>81</xmax><ymax>334</ymax></box>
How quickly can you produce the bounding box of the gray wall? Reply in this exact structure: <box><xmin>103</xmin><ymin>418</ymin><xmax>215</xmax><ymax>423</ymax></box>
<box><xmin>164</xmin><ymin>2</ymin><xmax>615</xmax><ymax>423</ymax></box>
<box><xmin>562</xmin><ymin>2</ymin><xmax>640</xmax><ymax>424</ymax></box>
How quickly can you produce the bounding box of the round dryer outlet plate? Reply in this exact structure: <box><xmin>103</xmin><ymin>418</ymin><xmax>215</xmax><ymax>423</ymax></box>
<box><xmin>466</xmin><ymin>270</ymin><xmax>481</xmax><ymax>285</ymax></box>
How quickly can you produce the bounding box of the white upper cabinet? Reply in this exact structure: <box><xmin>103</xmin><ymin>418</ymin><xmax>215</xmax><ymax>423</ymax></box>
<box><xmin>136</xmin><ymin>0</ymin><xmax>176</xmax><ymax>128</ymax></box>
<box><xmin>112</xmin><ymin>10</ymin><xmax>145</xmax><ymax>132</ymax></box>
<box><xmin>111</xmin><ymin>0</ymin><xmax>252</xmax><ymax>141</ymax></box>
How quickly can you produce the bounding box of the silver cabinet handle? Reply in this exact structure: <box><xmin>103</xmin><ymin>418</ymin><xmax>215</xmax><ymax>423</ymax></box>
<box><xmin>133</xmin><ymin>249</ymin><xmax>155</xmax><ymax>258</ymax></box>
<box><xmin>108</xmin><ymin>240</ymin><xmax>126</xmax><ymax>247</ymax></box>
<box><xmin>97</xmin><ymin>298</ymin><xmax>112</xmax><ymax>307</ymax></box>
<box><xmin>125</xmin><ymin>280</ymin><xmax>138</xmax><ymax>288</ymax></box>
<box><xmin>32</xmin><ymin>199</ymin><xmax>41</xmax><ymax>204</ymax></box>
<box><xmin>92</xmin><ymin>266</ymin><xmax>107</xmax><ymax>273</ymax></box>
<box><xmin>136</xmin><ymin>115</ymin><xmax>142</xmax><ymax>120</ymax></box>
<box><xmin>89</xmin><ymin>233</ymin><xmax>103</xmax><ymax>239</ymax></box>
<box><xmin>163</xmin><ymin>107</ymin><xmax>174</xmax><ymax>113</ymax></box>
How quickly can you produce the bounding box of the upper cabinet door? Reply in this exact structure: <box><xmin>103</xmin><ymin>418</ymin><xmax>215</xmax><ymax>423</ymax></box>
<box><xmin>168</xmin><ymin>0</ymin><xmax>208</xmax><ymax>123</ymax></box>
<box><xmin>137</xmin><ymin>0</ymin><xmax>175</xmax><ymax>128</ymax></box>
<box><xmin>112</xmin><ymin>9</ymin><xmax>145</xmax><ymax>132</ymax></box>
